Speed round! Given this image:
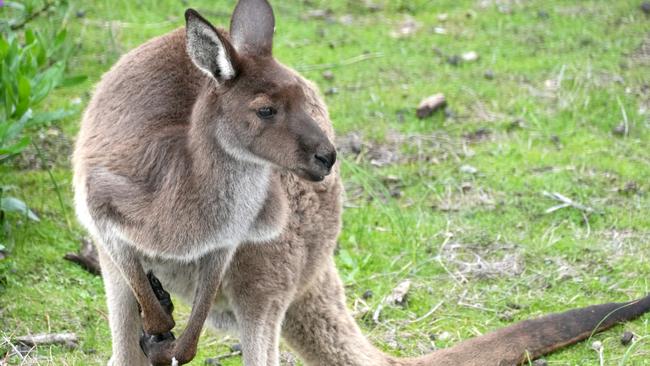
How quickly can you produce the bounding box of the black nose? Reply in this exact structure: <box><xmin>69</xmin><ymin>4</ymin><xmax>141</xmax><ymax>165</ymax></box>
<box><xmin>314</xmin><ymin>151</ymin><xmax>336</xmax><ymax>170</ymax></box>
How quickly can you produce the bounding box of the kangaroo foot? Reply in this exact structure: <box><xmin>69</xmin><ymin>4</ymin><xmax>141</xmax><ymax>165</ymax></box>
<box><xmin>140</xmin><ymin>272</ymin><xmax>178</xmax><ymax>364</ymax></box>
<box><xmin>140</xmin><ymin>332</ymin><xmax>178</xmax><ymax>365</ymax></box>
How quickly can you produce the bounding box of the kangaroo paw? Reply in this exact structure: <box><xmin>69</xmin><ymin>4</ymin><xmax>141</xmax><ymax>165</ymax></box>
<box><xmin>139</xmin><ymin>331</ymin><xmax>177</xmax><ymax>365</ymax></box>
<box><xmin>147</xmin><ymin>271</ymin><xmax>175</xmax><ymax>316</ymax></box>
<box><xmin>139</xmin><ymin>271</ymin><xmax>179</xmax><ymax>364</ymax></box>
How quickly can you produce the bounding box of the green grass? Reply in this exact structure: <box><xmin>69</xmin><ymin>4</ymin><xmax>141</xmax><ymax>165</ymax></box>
<box><xmin>2</xmin><ymin>0</ymin><xmax>650</xmax><ymax>364</ymax></box>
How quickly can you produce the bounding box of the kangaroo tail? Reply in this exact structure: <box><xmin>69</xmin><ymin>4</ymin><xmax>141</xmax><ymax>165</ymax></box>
<box><xmin>282</xmin><ymin>263</ymin><xmax>650</xmax><ymax>366</ymax></box>
<box><xmin>397</xmin><ymin>293</ymin><xmax>650</xmax><ymax>366</ymax></box>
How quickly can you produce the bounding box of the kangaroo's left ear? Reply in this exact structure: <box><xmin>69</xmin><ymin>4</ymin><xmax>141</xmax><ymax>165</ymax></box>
<box><xmin>230</xmin><ymin>0</ymin><xmax>275</xmax><ymax>56</ymax></box>
<box><xmin>185</xmin><ymin>8</ymin><xmax>238</xmax><ymax>82</ymax></box>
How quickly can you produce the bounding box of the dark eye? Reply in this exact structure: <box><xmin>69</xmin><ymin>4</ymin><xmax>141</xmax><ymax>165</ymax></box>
<box><xmin>257</xmin><ymin>107</ymin><xmax>276</xmax><ymax>119</ymax></box>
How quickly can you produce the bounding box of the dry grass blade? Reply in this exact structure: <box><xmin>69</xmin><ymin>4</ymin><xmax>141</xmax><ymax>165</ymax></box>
<box><xmin>543</xmin><ymin>191</ymin><xmax>595</xmax><ymax>214</ymax></box>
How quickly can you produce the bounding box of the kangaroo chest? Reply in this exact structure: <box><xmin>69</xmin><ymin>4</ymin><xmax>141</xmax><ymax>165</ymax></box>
<box><xmin>129</xmin><ymin>164</ymin><xmax>273</xmax><ymax>262</ymax></box>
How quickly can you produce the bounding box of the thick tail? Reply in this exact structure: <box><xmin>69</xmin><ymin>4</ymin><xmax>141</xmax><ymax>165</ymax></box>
<box><xmin>282</xmin><ymin>263</ymin><xmax>650</xmax><ymax>366</ymax></box>
<box><xmin>399</xmin><ymin>293</ymin><xmax>650</xmax><ymax>366</ymax></box>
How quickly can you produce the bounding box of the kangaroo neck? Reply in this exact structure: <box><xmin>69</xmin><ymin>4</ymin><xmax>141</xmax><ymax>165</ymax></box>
<box><xmin>187</xmin><ymin>123</ymin><xmax>270</xmax><ymax>199</ymax></box>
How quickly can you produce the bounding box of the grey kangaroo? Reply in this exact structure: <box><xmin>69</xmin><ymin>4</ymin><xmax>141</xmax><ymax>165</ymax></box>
<box><xmin>73</xmin><ymin>0</ymin><xmax>650</xmax><ymax>365</ymax></box>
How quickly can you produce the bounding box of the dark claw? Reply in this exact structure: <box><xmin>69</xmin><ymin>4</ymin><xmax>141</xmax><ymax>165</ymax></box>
<box><xmin>147</xmin><ymin>271</ymin><xmax>174</xmax><ymax>316</ymax></box>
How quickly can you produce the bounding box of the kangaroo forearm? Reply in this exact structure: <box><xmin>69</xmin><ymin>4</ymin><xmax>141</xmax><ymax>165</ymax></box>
<box><xmin>105</xmin><ymin>244</ymin><xmax>175</xmax><ymax>335</ymax></box>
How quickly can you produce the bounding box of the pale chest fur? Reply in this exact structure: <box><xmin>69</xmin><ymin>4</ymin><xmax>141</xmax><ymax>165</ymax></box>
<box><xmin>77</xmin><ymin>163</ymin><xmax>282</xmax><ymax>263</ymax></box>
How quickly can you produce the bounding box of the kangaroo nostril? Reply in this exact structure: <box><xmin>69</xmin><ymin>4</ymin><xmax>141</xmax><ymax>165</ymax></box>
<box><xmin>314</xmin><ymin>153</ymin><xmax>333</xmax><ymax>170</ymax></box>
<box><xmin>328</xmin><ymin>151</ymin><xmax>337</xmax><ymax>168</ymax></box>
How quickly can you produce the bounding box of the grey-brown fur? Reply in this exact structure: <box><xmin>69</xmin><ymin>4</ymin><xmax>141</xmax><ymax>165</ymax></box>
<box><xmin>74</xmin><ymin>1</ymin><xmax>650</xmax><ymax>365</ymax></box>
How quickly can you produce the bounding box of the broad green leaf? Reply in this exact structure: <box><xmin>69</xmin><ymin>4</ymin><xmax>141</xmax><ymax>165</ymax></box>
<box><xmin>0</xmin><ymin>135</ymin><xmax>30</xmax><ymax>157</ymax></box>
<box><xmin>14</xmin><ymin>74</ymin><xmax>31</xmax><ymax>118</ymax></box>
<box><xmin>0</xmin><ymin>197</ymin><xmax>39</xmax><ymax>221</ymax></box>
<box><xmin>32</xmin><ymin>63</ymin><xmax>64</xmax><ymax>104</ymax></box>
<box><xmin>5</xmin><ymin>109</ymin><xmax>32</xmax><ymax>142</ymax></box>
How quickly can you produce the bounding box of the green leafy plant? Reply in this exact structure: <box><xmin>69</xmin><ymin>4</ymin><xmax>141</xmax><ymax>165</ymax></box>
<box><xmin>0</xmin><ymin>29</ymin><xmax>81</xmax><ymax>162</ymax></box>
<box><xmin>0</xmin><ymin>7</ymin><xmax>85</xmax><ymax>248</ymax></box>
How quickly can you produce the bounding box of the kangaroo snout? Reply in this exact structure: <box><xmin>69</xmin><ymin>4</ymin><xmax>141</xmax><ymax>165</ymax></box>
<box><xmin>314</xmin><ymin>150</ymin><xmax>336</xmax><ymax>171</ymax></box>
<box><xmin>303</xmin><ymin>143</ymin><xmax>336</xmax><ymax>182</ymax></box>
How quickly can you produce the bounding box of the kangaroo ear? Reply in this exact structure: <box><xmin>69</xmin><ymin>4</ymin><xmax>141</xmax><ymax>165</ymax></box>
<box><xmin>185</xmin><ymin>9</ymin><xmax>238</xmax><ymax>82</ymax></box>
<box><xmin>230</xmin><ymin>0</ymin><xmax>275</xmax><ymax>56</ymax></box>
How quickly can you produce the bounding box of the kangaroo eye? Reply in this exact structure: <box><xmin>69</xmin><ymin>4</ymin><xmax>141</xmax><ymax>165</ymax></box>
<box><xmin>257</xmin><ymin>107</ymin><xmax>276</xmax><ymax>119</ymax></box>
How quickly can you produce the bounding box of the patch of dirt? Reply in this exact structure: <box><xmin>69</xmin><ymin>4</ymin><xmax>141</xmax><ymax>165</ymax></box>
<box><xmin>335</xmin><ymin>130</ymin><xmax>464</xmax><ymax>169</ymax></box>
<box><xmin>12</xmin><ymin>126</ymin><xmax>72</xmax><ymax>170</ymax></box>
<box><xmin>438</xmin><ymin>242</ymin><xmax>524</xmax><ymax>281</ymax></box>
<box><xmin>600</xmin><ymin>229</ymin><xmax>650</xmax><ymax>262</ymax></box>
<box><xmin>463</xmin><ymin>128</ymin><xmax>492</xmax><ymax>143</ymax></box>
<box><xmin>433</xmin><ymin>184</ymin><xmax>501</xmax><ymax>212</ymax></box>
<box><xmin>629</xmin><ymin>35</ymin><xmax>650</xmax><ymax>66</ymax></box>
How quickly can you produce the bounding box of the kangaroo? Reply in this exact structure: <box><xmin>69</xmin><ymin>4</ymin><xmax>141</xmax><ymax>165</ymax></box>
<box><xmin>72</xmin><ymin>0</ymin><xmax>650</xmax><ymax>365</ymax></box>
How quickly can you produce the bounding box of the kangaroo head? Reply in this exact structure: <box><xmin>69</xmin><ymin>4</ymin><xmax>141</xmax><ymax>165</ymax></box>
<box><xmin>185</xmin><ymin>0</ymin><xmax>336</xmax><ymax>182</ymax></box>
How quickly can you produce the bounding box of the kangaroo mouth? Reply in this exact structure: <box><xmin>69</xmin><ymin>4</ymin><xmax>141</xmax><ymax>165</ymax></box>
<box><xmin>295</xmin><ymin>168</ymin><xmax>329</xmax><ymax>182</ymax></box>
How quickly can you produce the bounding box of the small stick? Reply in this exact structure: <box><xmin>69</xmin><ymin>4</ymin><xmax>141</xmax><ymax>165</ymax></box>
<box><xmin>16</xmin><ymin>333</ymin><xmax>77</xmax><ymax>347</ymax></box>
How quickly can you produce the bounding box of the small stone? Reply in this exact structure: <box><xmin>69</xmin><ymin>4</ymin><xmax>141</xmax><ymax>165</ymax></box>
<box><xmin>537</xmin><ymin>10</ymin><xmax>550</xmax><ymax>19</ymax></box>
<box><xmin>641</xmin><ymin>2</ymin><xmax>650</xmax><ymax>15</ymax></box>
<box><xmin>434</xmin><ymin>27</ymin><xmax>447</xmax><ymax>35</ymax></box>
<box><xmin>322</xmin><ymin>70</ymin><xmax>334</xmax><ymax>80</ymax></box>
<box><xmin>325</xmin><ymin>87</ymin><xmax>339</xmax><ymax>95</ymax></box>
<box><xmin>438</xmin><ymin>331</ymin><xmax>451</xmax><ymax>341</ymax></box>
<box><xmin>612</xmin><ymin>123</ymin><xmax>627</xmax><ymax>136</ymax></box>
<box><xmin>230</xmin><ymin>343</ymin><xmax>242</xmax><ymax>353</ymax></box>
<box><xmin>460</xmin><ymin>165</ymin><xmax>478</xmax><ymax>175</ymax></box>
<box><xmin>362</xmin><ymin>290</ymin><xmax>374</xmax><ymax>299</ymax></box>
<box><xmin>447</xmin><ymin>55</ymin><xmax>461</xmax><ymax>66</ymax></box>
<box><xmin>204</xmin><ymin>359</ymin><xmax>222</xmax><ymax>366</ymax></box>
<box><xmin>532</xmin><ymin>359</ymin><xmax>548</xmax><ymax>366</ymax></box>
<box><xmin>621</xmin><ymin>331</ymin><xmax>634</xmax><ymax>345</ymax></box>
<box><xmin>76</xmin><ymin>10</ymin><xmax>86</xmax><ymax>18</ymax></box>
<box><xmin>591</xmin><ymin>340</ymin><xmax>603</xmax><ymax>351</ymax></box>
<box><xmin>386</xmin><ymin>279</ymin><xmax>411</xmax><ymax>306</ymax></box>
<box><xmin>484</xmin><ymin>70</ymin><xmax>495</xmax><ymax>80</ymax></box>
<box><xmin>461</xmin><ymin>51</ymin><xmax>479</xmax><ymax>62</ymax></box>
<box><xmin>416</xmin><ymin>93</ymin><xmax>447</xmax><ymax>119</ymax></box>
